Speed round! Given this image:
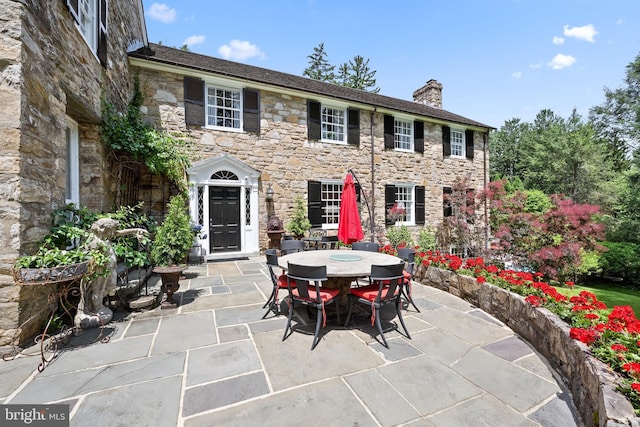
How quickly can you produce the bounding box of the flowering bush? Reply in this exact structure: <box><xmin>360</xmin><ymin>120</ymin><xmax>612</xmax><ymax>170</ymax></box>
<box><xmin>417</xmin><ymin>249</ymin><xmax>640</xmax><ymax>414</ymax></box>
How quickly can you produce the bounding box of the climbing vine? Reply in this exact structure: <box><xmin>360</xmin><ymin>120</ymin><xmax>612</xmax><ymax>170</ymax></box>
<box><xmin>102</xmin><ymin>77</ymin><xmax>191</xmax><ymax>194</ymax></box>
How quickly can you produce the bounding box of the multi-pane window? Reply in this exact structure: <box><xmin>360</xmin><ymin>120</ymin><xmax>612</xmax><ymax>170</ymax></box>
<box><xmin>395</xmin><ymin>119</ymin><xmax>413</xmax><ymax>150</ymax></box>
<box><xmin>65</xmin><ymin>117</ymin><xmax>79</xmax><ymax>206</ymax></box>
<box><xmin>321</xmin><ymin>182</ymin><xmax>343</xmax><ymax>226</ymax></box>
<box><xmin>450</xmin><ymin>129</ymin><xmax>465</xmax><ymax>157</ymax></box>
<box><xmin>321</xmin><ymin>106</ymin><xmax>346</xmax><ymax>142</ymax></box>
<box><xmin>207</xmin><ymin>86</ymin><xmax>241</xmax><ymax>129</ymax></box>
<box><xmin>77</xmin><ymin>0</ymin><xmax>97</xmax><ymax>51</ymax></box>
<box><xmin>393</xmin><ymin>185</ymin><xmax>414</xmax><ymax>224</ymax></box>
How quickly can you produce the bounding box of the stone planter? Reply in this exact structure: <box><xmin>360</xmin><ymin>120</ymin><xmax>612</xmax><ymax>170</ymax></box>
<box><xmin>153</xmin><ymin>266</ymin><xmax>187</xmax><ymax>309</ymax></box>
<box><xmin>415</xmin><ymin>265</ymin><xmax>640</xmax><ymax>427</ymax></box>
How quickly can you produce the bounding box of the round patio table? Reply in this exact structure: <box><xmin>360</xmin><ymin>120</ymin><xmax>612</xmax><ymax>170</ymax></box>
<box><xmin>278</xmin><ymin>249</ymin><xmax>403</xmax><ymax>299</ymax></box>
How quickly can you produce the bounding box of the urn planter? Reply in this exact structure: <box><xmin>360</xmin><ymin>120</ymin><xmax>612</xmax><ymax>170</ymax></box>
<box><xmin>153</xmin><ymin>266</ymin><xmax>187</xmax><ymax>309</ymax></box>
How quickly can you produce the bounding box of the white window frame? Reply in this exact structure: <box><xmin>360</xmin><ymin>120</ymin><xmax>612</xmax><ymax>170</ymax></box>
<box><xmin>206</xmin><ymin>84</ymin><xmax>243</xmax><ymax>131</ymax></box>
<box><xmin>77</xmin><ymin>0</ymin><xmax>98</xmax><ymax>53</ymax></box>
<box><xmin>321</xmin><ymin>104</ymin><xmax>346</xmax><ymax>144</ymax></box>
<box><xmin>393</xmin><ymin>184</ymin><xmax>415</xmax><ymax>225</ymax></box>
<box><xmin>394</xmin><ymin>118</ymin><xmax>413</xmax><ymax>151</ymax></box>
<box><xmin>321</xmin><ymin>180</ymin><xmax>344</xmax><ymax>229</ymax></box>
<box><xmin>65</xmin><ymin>117</ymin><xmax>80</xmax><ymax>206</ymax></box>
<box><xmin>450</xmin><ymin>128</ymin><xmax>465</xmax><ymax>158</ymax></box>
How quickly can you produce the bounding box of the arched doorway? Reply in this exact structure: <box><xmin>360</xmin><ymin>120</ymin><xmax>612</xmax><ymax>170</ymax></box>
<box><xmin>187</xmin><ymin>155</ymin><xmax>261</xmax><ymax>259</ymax></box>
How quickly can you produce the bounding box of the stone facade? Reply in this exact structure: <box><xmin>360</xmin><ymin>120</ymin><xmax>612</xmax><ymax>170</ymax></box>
<box><xmin>418</xmin><ymin>266</ymin><xmax>640</xmax><ymax>427</ymax></box>
<box><xmin>0</xmin><ymin>0</ymin><xmax>147</xmax><ymax>346</ymax></box>
<box><xmin>132</xmin><ymin>64</ymin><xmax>489</xmax><ymax>253</ymax></box>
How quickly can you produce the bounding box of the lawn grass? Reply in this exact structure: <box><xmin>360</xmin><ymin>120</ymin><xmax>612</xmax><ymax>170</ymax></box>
<box><xmin>556</xmin><ymin>281</ymin><xmax>640</xmax><ymax>317</ymax></box>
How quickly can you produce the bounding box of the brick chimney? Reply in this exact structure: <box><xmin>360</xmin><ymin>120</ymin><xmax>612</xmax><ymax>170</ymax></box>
<box><xmin>413</xmin><ymin>79</ymin><xmax>443</xmax><ymax>108</ymax></box>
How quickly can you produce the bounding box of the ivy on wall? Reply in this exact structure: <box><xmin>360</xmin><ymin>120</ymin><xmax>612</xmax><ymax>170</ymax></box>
<box><xmin>102</xmin><ymin>77</ymin><xmax>191</xmax><ymax>194</ymax></box>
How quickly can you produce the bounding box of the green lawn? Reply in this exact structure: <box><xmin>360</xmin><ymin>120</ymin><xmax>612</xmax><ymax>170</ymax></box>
<box><xmin>558</xmin><ymin>281</ymin><xmax>640</xmax><ymax>317</ymax></box>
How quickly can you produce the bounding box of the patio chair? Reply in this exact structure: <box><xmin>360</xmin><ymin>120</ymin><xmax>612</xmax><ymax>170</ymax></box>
<box><xmin>351</xmin><ymin>241</ymin><xmax>380</xmax><ymax>252</ymax></box>
<box><xmin>321</xmin><ymin>235</ymin><xmax>339</xmax><ymax>250</ymax></box>
<box><xmin>344</xmin><ymin>262</ymin><xmax>411</xmax><ymax>348</ymax></box>
<box><xmin>396</xmin><ymin>247</ymin><xmax>421</xmax><ymax>312</ymax></box>
<box><xmin>282</xmin><ymin>263</ymin><xmax>341</xmax><ymax>350</ymax></box>
<box><xmin>262</xmin><ymin>249</ymin><xmax>295</xmax><ymax>318</ymax></box>
<box><xmin>280</xmin><ymin>239</ymin><xmax>305</xmax><ymax>255</ymax></box>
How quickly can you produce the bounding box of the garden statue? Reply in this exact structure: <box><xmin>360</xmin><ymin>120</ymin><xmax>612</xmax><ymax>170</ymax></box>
<box><xmin>75</xmin><ymin>218</ymin><xmax>148</xmax><ymax>329</ymax></box>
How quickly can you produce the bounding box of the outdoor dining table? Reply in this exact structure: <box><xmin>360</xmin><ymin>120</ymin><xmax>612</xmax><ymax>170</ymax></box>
<box><xmin>278</xmin><ymin>249</ymin><xmax>403</xmax><ymax>300</ymax></box>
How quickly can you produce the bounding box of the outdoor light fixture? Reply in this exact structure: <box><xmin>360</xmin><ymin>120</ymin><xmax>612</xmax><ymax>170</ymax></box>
<box><xmin>266</xmin><ymin>183</ymin><xmax>274</xmax><ymax>201</ymax></box>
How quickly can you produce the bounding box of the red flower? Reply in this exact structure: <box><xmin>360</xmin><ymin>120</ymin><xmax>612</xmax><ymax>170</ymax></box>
<box><xmin>565</xmin><ymin>281</ymin><xmax>575</xmax><ymax>288</ymax></box>
<box><xmin>611</xmin><ymin>344</ymin><xmax>628</xmax><ymax>352</ymax></box>
<box><xmin>632</xmin><ymin>383</ymin><xmax>640</xmax><ymax>393</ymax></box>
<box><xmin>569</xmin><ymin>327</ymin><xmax>598</xmax><ymax>344</ymax></box>
<box><xmin>476</xmin><ymin>276</ymin><xmax>486</xmax><ymax>283</ymax></box>
<box><xmin>525</xmin><ymin>295</ymin><xmax>544</xmax><ymax>307</ymax></box>
<box><xmin>584</xmin><ymin>313</ymin><xmax>599</xmax><ymax>320</ymax></box>
<box><xmin>623</xmin><ymin>362</ymin><xmax>640</xmax><ymax>377</ymax></box>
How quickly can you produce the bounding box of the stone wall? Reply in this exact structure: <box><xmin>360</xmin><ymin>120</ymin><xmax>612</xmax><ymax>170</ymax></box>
<box><xmin>133</xmin><ymin>66</ymin><xmax>489</xmax><ymax>250</ymax></box>
<box><xmin>417</xmin><ymin>265</ymin><xmax>640</xmax><ymax>427</ymax></box>
<box><xmin>0</xmin><ymin>0</ymin><xmax>146</xmax><ymax>346</ymax></box>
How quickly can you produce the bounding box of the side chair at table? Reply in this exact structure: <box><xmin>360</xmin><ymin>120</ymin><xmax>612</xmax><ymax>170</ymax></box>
<box><xmin>262</xmin><ymin>249</ymin><xmax>295</xmax><ymax>318</ymax></box>
<box><xmin>344</xmin><ymin>262</ymin><xmax>411</xmax><ymax>348</ymax></box>
<box><xmin>282</xmin><ymin>263</ymin><xmax>341</xmax><ymax>350</ymax></box>
<box><xmin>280</xmin><ymin>239</ymin><xmax>305</xmax><ymax>255</ymax></box>
<box><xmin>351</xmin><ymin>241</ymin><xmax>380</xmax><ymax>252</ymax></box>
<box><xmin>396</xmin><ymin>247</ymin><xmax>421</xmax><ymax>312</ymax></box>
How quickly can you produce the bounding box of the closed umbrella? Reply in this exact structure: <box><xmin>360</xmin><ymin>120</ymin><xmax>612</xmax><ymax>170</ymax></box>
<box><xmin>337</xmin><ymin>173</ymin><xmax>364</xmax><ymax>244</ymax></box>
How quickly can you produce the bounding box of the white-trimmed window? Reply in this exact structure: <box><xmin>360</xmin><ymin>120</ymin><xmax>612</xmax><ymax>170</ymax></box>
<box><xmin>78</xmin><ymin>0</ymin><xmax>97</xmax><ymax>51</ymax></box>
<box><xmin>321</xmin><ymin>106</ymin><xmax>346</xmax><ymax>142</ymax></box>
<box><xmin>391</xmin><ymin>185</ymin><xmax>414</xmax><ymax>225</ymax></box>
<box><xmin>65</xmin><ymin>117</ymin><xmax>80</xmax><ymax>206</ymax></box>
<box><xmin>450</xmin><ymin>129</ymin><xmax>465</xmax><ymax>157</ymax></box>
<box><xmin>395</xmin><ymin>119</ymin><xmax>413</xmax><ymax>150</ymax></box>
<box><xmin>206</xmin><ymin>85</ymin><xmax>242</xmax><ymax>129</ymax></box>
<box><xmin>321</xmin><ymin>181</ymin><xmax>343</xmax><ymax>227</ymax></box>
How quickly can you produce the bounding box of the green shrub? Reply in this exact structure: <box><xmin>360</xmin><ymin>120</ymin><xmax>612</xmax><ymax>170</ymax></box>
<box><xmin>599</xmin><ymin>241</ymin><xmax>640</xmax><ymax>284</ymax></box>
<box><xmin>386</xmin><ymin>225</ymin><xmax>413</xmax><ymax>248</ymax></box>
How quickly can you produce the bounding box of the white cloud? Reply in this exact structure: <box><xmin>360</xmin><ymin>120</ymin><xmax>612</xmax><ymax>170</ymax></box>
<box><xmin>183</xmin><ymin>35</ymin><xmax>205</xmax><ymax>48</ymax></box>
<box><xmin>563</xmin><ymin>24</ymin><xmax>598</xmax><ymax>42</ymax></box>
<box><xmin>547</xmin><ymin>53</ymin><xmax>576</xmax><ymax>70</ymax></box>
<box><xmin>553</xmin><ymin>36</ymin><xmax>565</xmax><ymax>45</ymax></box>
<box><xmin>512</xmin><ymin>71</ymin><xmax>522</xmax><ymax>79</ymax></box>
<box><xmin>147</xmin><ymin>3</ymin><xmax>176</xmax><ymax>23</ymax></box>
<box><xmin>530</xmin><ymin>63</ymin><xmax>543</xmax><ymax>69</ymax></box>
<box><xmin>218</xmin><ymin>40</ymin><xmax>266</xmax><ymax>61</ymax></box>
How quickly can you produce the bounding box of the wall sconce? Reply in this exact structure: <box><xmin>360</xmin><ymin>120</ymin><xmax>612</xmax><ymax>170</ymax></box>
<box><xmin>266</xmin><ymin>183</ymin><xmax>274</xmax><ymax>201</ymax></box>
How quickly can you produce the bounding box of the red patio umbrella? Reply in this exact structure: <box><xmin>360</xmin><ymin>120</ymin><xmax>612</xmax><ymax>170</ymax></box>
<box><xmin>337</xmin><ymin>173</ymin><xmax>364</xmax><ymax>245</ymax></box>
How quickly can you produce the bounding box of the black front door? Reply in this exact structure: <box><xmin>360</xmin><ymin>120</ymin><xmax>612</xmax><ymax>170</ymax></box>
<box><xmin>209</xmin><ymin>186</ymin><xmax>240</xmax><ymax>252</ymax></box>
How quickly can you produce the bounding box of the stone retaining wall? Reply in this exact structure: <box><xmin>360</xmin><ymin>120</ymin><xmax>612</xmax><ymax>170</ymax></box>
<box><xmin>416</xmin><ymin>265</ymin><xmax>640</xmax><ymax>427</ymax></box>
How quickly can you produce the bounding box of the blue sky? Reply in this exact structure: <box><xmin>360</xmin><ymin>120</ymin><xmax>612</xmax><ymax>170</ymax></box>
<box><xmin>143</xmin><ymin>0</ymin><xmax>640</xmax><ymax>129</ymax></box>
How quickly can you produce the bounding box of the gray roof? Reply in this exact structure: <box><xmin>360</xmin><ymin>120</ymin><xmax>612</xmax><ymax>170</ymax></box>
<box><xmin>130</xmin><ymin>43</ymin><xmax>493</xmax><ymax>130</ymax></box>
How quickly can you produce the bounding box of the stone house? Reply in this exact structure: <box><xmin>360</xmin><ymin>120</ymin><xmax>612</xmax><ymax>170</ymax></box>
<box><xmin>129</xmin><ymin>44</ymin><xmax>493</xmax><ymax>258</ymax></box>
<box><xmin>0</xmin><ymin>0</ymin><xmax>148</xmax><ymax>346</ymax></box>
<box><xmin>0</xmin><ymin>0</ymin><xmax>491</xmax><ymax>345</ymax></box>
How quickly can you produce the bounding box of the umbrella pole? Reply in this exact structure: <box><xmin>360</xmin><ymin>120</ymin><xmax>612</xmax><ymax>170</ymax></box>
<box><xmin>348</xmin><ymin>169</ymin><xmax>374</xmax><ymax>242</ymax></box>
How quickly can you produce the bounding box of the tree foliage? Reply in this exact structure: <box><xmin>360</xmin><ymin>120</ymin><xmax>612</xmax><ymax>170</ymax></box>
<box><xmin>303</xmin><ymin>43</ymin><xmax>380</xmax><ymax>93</ymax></box>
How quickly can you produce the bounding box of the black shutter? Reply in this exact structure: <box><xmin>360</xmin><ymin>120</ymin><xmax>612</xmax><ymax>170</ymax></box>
<box><xmin>308</xmin><ymin>181</ymin><xmax>322</xmax><ymax>228</ymax></box>
<box><xmin>243</xmin><ymin>88</ymin><xmax>260</xmax><ymax>133</ymax></box>
<box><xmin>65</xmin><ymin>0</ymin><xmax>80</xmax><ymax>23</ymax></box>
<box><xmin>414</xmin><ymin>121</ymin><xmax>424</xmax><ymax>153</ymax></box>
<box><xmin>97</xmin><ymin>0</ymin><xmax>108</xmax><ymax>67</ymax></box>
<box><xmin>443</xmin><ymin>186</ymin><xmax>453</xmax><ymax>217</ymax></box>
<box><xmin>466</xmin><ymin>188</ymin><xmax>476</xmax><ymax>223</ymax></box>
<box><xmin>347</xmin><ymin>108</ymin><xmax>360</xmax><ymax>146</ymax></box>
<box><xmin>465</xmin><ymin>129</ymin><xmax>475</xmax><ymax>159</ymax></box>
<box><xmin>384</xmin><ymin>114</ymin><xmax>394</xmax><ymax>150</ymax></box>
<box><xmin>442</xmin><ymin>125</ymin><xmax>451</xmax><ymax>157</ymax></box>
<box><xmin>308</xmin><ymin>100</ymin><xmax>321</xmax><ymax>140</ymax></box>
<box><xmin>354</xmin><ymin>183</ymin><xmax>361</xmax><ymax>203</ymax></box>
<box><xmin>385</xmin><ymin>185</ymin><xmax>395</xmax><ymax>225</ymax></box>
<box><xmin>415</xmin><ymin>186</ymin><xmax>425</xmax><ymax>225</ymax></box>
<box><xmin>184</xmin><ymin>77</ymin><xmax>205</xmax><ymax>126</ymax></box>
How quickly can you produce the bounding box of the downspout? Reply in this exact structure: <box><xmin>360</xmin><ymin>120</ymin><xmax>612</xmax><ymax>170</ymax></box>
<box><xmin>483</xmin><ymin>131</ymin><xmax>489</xmax><ymax>250</ymax></box>
<box><xmin>370</xmin><ymin>109</ymin><xmax>376</xmax><ymax>242</ymax></box>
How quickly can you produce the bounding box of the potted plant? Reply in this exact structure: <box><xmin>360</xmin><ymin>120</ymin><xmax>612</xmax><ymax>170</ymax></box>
<box><xmin>286</xmin><ymin>197</ymin><xmax>311</xmax><ymax>239</ymax></box>
<box><xmin>150</xmin><ymin>195</ymin><xmax>194</xmax><ymax>309</ymax></box>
